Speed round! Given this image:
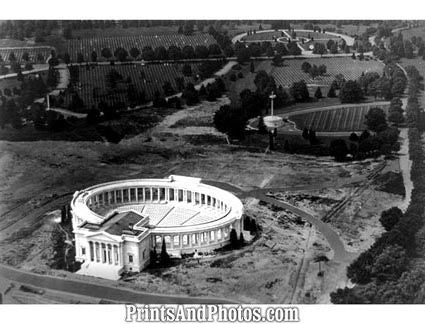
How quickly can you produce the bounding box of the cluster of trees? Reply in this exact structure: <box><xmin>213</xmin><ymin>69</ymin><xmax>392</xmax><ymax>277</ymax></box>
<box><xmin>214</xmin><ymin>70</ymin><xmax>293</xmax><ymax>139</ymax></box>
<box><xmin>68</xmin><ymin>43</ymin><xmax>224</xmax><ymax>64</ymax></box>
<box><xmin>207</xmin><ymin>26</ymin><xmax>233</xmax><ymax>57</ymax></box>
<box><xmin>149</xmin><ymin>238</ymin><xmax>172</xmax><ymax>268</ymax></box>
<box><xmin>234</xmin><ymin>40</ymin><xmax>301</xmax><ymax>64</ymax></box>
<box><xmin>331</xmin><ymin>65</ymin><xmax>425</xmax><ymax>304</ymax></box>
<box><xmin>0</xmin><ymin>74</ymin><xmax>52</xmax><ymax>129</ymax></box>
<box><xmin>301</xmin><ymin>61</ymin><xmax>327</xmax><ymax>79</ymax></box>
<box><xmin>326</xmin><ymin>64</ymin><xmax>407</xmax><ymax>105</ymax></box>
<box><xmin>329</xmin><ymin>125</ymin><xmax>400</xmax><ymax>162</ymax></box>
<box><xmin>405</xmin><ymin>66</ymin><xmax>425</xmax><ymax>131</ymax></box>
<box><xmin>0</xmin><ymin>20</ymin><xmax>58</xmax><ymax>42</ymax></box>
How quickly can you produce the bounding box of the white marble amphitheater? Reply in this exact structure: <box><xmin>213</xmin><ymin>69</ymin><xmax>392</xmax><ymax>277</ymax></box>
<box><xmin>70</xmin><ymin>175</ymin><xmax>244</xmax><ymax>279</ymax></box>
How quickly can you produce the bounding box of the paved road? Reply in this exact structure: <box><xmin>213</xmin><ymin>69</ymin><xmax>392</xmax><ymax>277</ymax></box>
<box><xmin>232</xmin><ymin>28</ymin><xmax>355</xmax><ymax>47</ymax></box>
<box><xmin>206</xmin><ymin>179</ymin><xmax>357</xmax><ymax>262</ymax></box>
<box><xmin>0</xmin><ymin>264</ymin><xmax>236</xmax><ymax>304</ymax></box>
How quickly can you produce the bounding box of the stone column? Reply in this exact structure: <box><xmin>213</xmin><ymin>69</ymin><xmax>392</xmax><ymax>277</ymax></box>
<box><xmin>95</xmin><ymin>242</ymin><xmax>100</xmax><ymax>262</ymax></box>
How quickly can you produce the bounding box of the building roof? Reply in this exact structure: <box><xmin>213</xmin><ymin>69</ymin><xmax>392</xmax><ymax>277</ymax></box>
<box><xmin>103</xmin><ymin>211</ymin><xmax>145</xmax><ymax>236</ymax></box>
<box><xmin>81</xmin><ymin>211</ymin><xmax>148</xmax><ymax>237</ymax></box>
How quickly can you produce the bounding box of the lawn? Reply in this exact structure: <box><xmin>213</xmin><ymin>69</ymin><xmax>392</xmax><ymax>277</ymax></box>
<box><xmin>62</xmin><ymin>63</ymin><xmax>205</xmax><ymax>109</ymax></box>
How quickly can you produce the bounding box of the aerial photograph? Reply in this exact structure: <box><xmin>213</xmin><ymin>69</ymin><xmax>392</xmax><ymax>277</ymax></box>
<box><xmin>0</xmin><ymin>17</ymin><xmax>424</xmax><ymax>310</ymax></box>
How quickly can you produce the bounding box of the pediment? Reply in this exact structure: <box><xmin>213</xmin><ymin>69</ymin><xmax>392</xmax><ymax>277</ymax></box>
<box><xmin>85</xmin><ymin>231</ymin><xmax>121</xmax><ymax>242</ymax></box>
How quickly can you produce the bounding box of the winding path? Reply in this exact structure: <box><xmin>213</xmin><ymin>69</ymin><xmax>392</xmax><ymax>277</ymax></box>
<box><xmin>202</xmin><ymin>179</ymin><xmax>356</xmax><ymax>263</ymax></box>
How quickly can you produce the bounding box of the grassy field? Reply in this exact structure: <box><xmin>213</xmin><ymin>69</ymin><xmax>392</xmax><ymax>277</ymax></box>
<box><xmin>268</xmin><ymin>57</ymin><xmax>384</xmax><ymax>88</ymax></box>
<box><xmin>226</xmin><ymin>58</ymin><xmax>384</xmax><ymax>106</ymax></box>
<box><xmin>288</xmin><ymin>102</ymin><xmax>390</xmax><ymax>132</ymax></box>
<box><xmin>66</xmin><ymin>34</ymin><xmax>217</xmax><ymax>62</ymax></box>
<box><xmin>72</xmin><ymin>26</ymin><xmax>180</xmax><ymax>38</ymax></box>
<box><xmin>63</xmin><ymin>63</ymin><xmax>204</xmax><ymax>109</ymax></box>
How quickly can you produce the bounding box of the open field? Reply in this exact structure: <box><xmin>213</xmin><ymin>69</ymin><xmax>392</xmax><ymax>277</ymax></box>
<box><xmin>287</xmin><ymin>102</ymin><xmax>390</xmax><ymax>132</ymax></box>
<box><xmin>294</xmin><ymin>30</ymin><xmax>340</xmax><ymax>41</ymax></box>
<box><xmin>268</xmin><ymin>57</ymin><xmax>384</xmax><ymax>88</ymax></box>
<box><xmin>63</xmin><ymin>63</ymin><xmax>203</xmax><ymax>109</ymax></box>
<box><xmin>66</xmin><ymin>34</ymin><xmax>217</xmax><ymax>62</ymax></box>
<box><xmin>241</xmin><ymin>31</ymin><xmax>285</xmax><ymax>42</ymax></box>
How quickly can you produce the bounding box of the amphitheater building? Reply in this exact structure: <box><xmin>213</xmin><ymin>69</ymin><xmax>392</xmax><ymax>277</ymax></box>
<box><xmin>70</xmin><ymin>175</ymin><xmax>244</xmax><ymax>279</ymax></box>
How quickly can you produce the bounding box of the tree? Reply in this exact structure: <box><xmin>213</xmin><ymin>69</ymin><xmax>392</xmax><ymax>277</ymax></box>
<box><xmin>289</xmin><ymin>80</ymin><xmax>310</xmax><ymax>102</ymax></box>
<box><xmin>313</xmin><ymin>43</ymin><xmax>327</xmax><ymax>55</ymax></box>
<box><xmin>327</xmin><ymin>85</ymin><xmax>337</xmax><ymax>98</ymax></box>
<box><xmin>63</xmin><ymin>53</ymin><xmax>71</xmax><ymax>65</ymax></box>
<box><xmin>347</xmin><ymin>250</ymin><xmax>374</xmax><ymax>284</ymax></box>
<box><xmin>77</xmin><ymin>53</ymin><xmax>84</xmax><ymax>63</ymax></box>
<box><xmin>91</xmin><ymin>51</ymin><xmax>97</xmax><ymax>62</ymax></box>
<box><xmin>182</xmin><ymin>45</ymin><xmax>195</xmax><ymax>59</ymax></box>
<box><xmin>22</xmin><ymin>52</ymin><xmax>29</xmax><ymax>62</ymax></box>
<box><xmin>129</xmin><ymin>47</ymin><xmax>140</xmax><ymax>60</ymax></box>
<box><xmin>100</xmin><ymin>48</ymin><xmax>112</xmax><ymax>60</ymax></box>
<box><xmin>195</xmin><ymin>45</ymin><xmax>209</xmax><ymax>59</ymax></box>
<box><xmin>114</xmin><ymin>47</ymin><xmax>128</xmax><ymax>61</ymax></box>
<box><xmin>150</xmin><ymin>247</ymin><xmax>158</xmax><ymax>265</ymax></box>
<box><xmin>141</xmin><ymin>46</ymin><xmax>155</xmax><ymax>61</ymax></box>
<box><xmin>160</xmin><ymin>237</ymin><xmax>171</xmax><ymax>266</ymax></box>
<box><xmin>372</xmin><ymin>245</ymin><xmax>407</xmax><ymax>282</ymax></box>
<box><xmin>214</xmin><ymin>105</ymin><xmax>247</xmax><ymax>139</ymax></box>
<box><xmin>365</xmin><ymin>107</ymin><xmax>387</xmax><ymax>132</ymax></box>
<box><xmin>349</xmin><ymin>132</ymin><xmax>359</xmax><ymax>142</ymax></box>
<box><xmin>287</xmin><ymin>42</ymin><xmax>301</xmax><ymax>55</ymax></box>
<box><xmin>229</xmin><ymin>228</ymin><xmax>239</xmax><ymax>248</ymax></box>
<box><xmin>314</xmin><ymin>87</ymin><xmax>323</xmax><ymax>99</ymax></box>
<box><xmin>302</xmin><ymin>127</ymin><xmax>309</xmax><ymax>140</ymax></box>
<box><xmin>339</xmin><ymin>80</ymin><xmax>363</xmax><ymax>103</ymax></box>
<box><xmin>301</xmin><ymin>61</ymin><xmax>312</xmax><ymax>73</ymax></box>
<box><xmin>236</xmin><ymin>46</ymin><xmax>251</xmax><ymax>63</ymax></box>
<box><xmin>272</xmin><ymin>54</ymin><xmax>283</xmax><ymax>66</ymax></box>
<box><xmin>182</xmin><ymin>83</ymin><xmax>199</xmax><ymax>106</ymax></box>
<box><xmin>330</xmin><ymin>139</ymin><xmax>348</xmax><ymax>161</ymax></box>
<box><xmin>275</xmin><ymin>42</ymin><xmax>288</xmax><ymax>56</ymax></box>
<box><xmin>9</xmin><ymin>52</ymin><xmax>16</xmax><ymax>62</ymax></box>
<box><xmin>388</xmin><ymin>97</ymin><xmax>405</xmax><ymax>124</ymax></box>
<box><xmin>330</xmin><ymin>287</ymin><xmax>366</xmax><ymax>304</ymax></box>
<box><xmin>380</xmin><ymin>207</ymin><xmax>403</xmax><ymax>231</ymax></box>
